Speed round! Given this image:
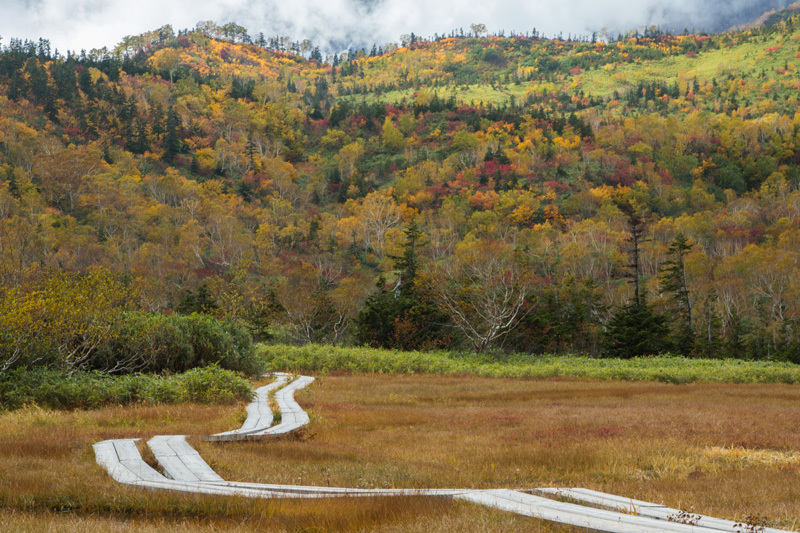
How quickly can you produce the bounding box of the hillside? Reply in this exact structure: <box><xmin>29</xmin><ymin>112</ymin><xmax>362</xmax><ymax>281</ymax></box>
<box><xmin>1</xmin><ymin>19</ymin><xmax>800</xmax><ymax>360</ymax></box>
<box><xmin>734</xmin><ymin>0</ymin><xmax>800</xmax><ymax>29</ymax></box>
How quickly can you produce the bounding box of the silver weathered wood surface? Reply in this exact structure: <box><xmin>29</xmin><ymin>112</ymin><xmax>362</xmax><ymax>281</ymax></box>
<box><xmin>536</xmin><ymin>488</ymin><xmax>790</xmax><ymax>533</ymax></box>
<box><xmin>259</xmin><ymin>375</ymin><xmax>313</xmax><ymax>435</ymax></box>
<box><xmin>92</xmin><ymin>374</ymin><xmax>795</xmax><ymax>533</ymax></box>
<box><xmin>461</xmin><ymin>490</ymin><xmax>730</xmax><ymax>533</ymax></box>
<box><xmin>211</xmin><ymin>372</ymin><xmax>291</xmax><ymax>439</ymax></box>
<box><xmin>205</xmin><ymin>373</ymin><xmax>314</xmax><ymax>441</ymax></box>
<box><xmin>148</xmin><ymin>435</ymin><xmax>224</xmax><ymax>482</ymax></box>
<box><xmin>93</xmin><ymin>439</ymin><xmax>163</xmax><ymax>485</ymax></box>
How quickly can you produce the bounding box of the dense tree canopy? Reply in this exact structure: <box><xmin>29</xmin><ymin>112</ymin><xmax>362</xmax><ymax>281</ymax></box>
<box><xmin>2</xmin><ymin>16</ymin><xmax>800</xmax><ymax>361</ymax></box>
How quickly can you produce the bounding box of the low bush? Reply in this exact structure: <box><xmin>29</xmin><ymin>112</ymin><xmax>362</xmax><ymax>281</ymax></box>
<box><xmin>257</xmin><ymin>344</ymin><xmax>800</xmax><ymax>384</ymax></box>
<box><xmin>90</xmin><ymin>312</ymin><xmax>262</xmax><ymax>375</ymax></box>
<box><xmin>0</xmin><ymin>270</ymin><xmax>262</xmax><ymax>376</ymax></box>
<box><xmin>0</xmin><ymin>270</ymin><xmax>135</xmax><ymax>371</ymax></box>
<box><xmin>0</xmin><ymin>365</ymin><xmax>253</xmax><ymax>410</ymax></box>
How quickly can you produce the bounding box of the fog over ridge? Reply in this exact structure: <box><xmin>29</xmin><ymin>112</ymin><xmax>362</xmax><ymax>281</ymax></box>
<box><xmin>0</xmin><ymin>0</ymin><xmax>793</xmax><ymax>54</ymax></box>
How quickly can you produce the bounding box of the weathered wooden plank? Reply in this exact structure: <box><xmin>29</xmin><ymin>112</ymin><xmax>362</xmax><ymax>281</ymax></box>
<box><xmin>93</xmin><ymin>440</ymin><xmax>120</xmax><ymax>470</ymax></box>
<box><xmin>176</xmin><ymin>454</ymin><xmax>224</xmax><ymax>482</ymax></box>
<box><xmin>111</xmin><ymin>439</ymin><xmax>142</xmax><ymax>463</ymax></box>
<box><xmin>119</xmin><ymin>460</ymin><xmax>166</xmax><ymax>483</ymax></box>
<box><xmin>459</xmin><ymin>490</ymin><xmax>729</xmax><ymax>533</ymax></box>
<box><xmin>240</xmin><ymin>398</ymin><xmax>270</xmax><ymax>431</ymax></box>
<box><xmin>113</xmin><ymin>440</ymin><xmax>167</xmax><ymax>482</ymax></box>
<box><xmin>148</xmin><ymin>435</ymin><xmax>177</xmax><ymax>456</ymax></box>
<box><xmin>148</xmin><ymin>435</ymin><xmax>223</xmax><ymax>482</ymax></box>
<box><xmin>458</xmin><ymin>490</ymin><xmax>652</xmax><ymax>533</ymax></box>
<box><xmin>212</xmin><ymin>373</ymin><xmax>290</xmax><ymax>438</ymax></box>
<box><xmin>93</xmin><ymin>441</ymin><xmax>143</xmax><ymax>485</ymax></box>
<box><xmin>148</xmin><ymin>436</ymin><xmax>201</xmax><ymax>482</ymax></box>
<box><xmin>165</xmin><ymin>436</ymin><xmax>223</xmax><ymax>482</ymax></box>
<box><xmin>536</xmin><ymin>487</ymin><xmax>666</xmax><ymax>509</ymax></box>
<box><xmin>109</xmin><ymin>463</ymin><xmax>146</xmax><ymax>485</ymax></box>
<box><xmin>157</xmin><ymin>457</ymin><xmax>200</xmax><ymax>482</ymax></box>
<box><xmin>258</xmin><ymin>376</ymin><xmax>314</xmax><ymax>436</ymax></box>
<box><xmin>92</xmin><ymin>439</ymin><xmax>167</xmax><ymax>484</ymax></box>
<box><xmin>495</xmin><ymin>490</ymin><xmax>733</xmax><ymax>533</ymax></box>
<box><xmin>205</xmin><ymin>373</ymin><xmax>313</xmax><ymax>441</ymax></box>
<box><xmin>198</xmin><ymin>479</ymin><xmax>465</xmax><ymax>498</ymax></box>
<box><xmin>539</xmin><ymin>488</ymin><xmax>792</xmax><ymax>533</ymax></box>
<box><xmin>240</xmin><ymin>374</ymin><xmax>290</xmax><ymax>430</ymax></box>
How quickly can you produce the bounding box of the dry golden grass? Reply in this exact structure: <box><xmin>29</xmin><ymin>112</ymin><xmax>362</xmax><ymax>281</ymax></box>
<box><xmin>2</xmin><ymin>374</ymin><xmax>799</xmax><ymax>531</ymax></box>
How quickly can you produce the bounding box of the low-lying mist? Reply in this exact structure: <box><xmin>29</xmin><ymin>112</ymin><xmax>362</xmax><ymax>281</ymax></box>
<box><xmin>1</xmin><ymin>0</ymin><xmax>793</xmax><ymax>54</ymax></box>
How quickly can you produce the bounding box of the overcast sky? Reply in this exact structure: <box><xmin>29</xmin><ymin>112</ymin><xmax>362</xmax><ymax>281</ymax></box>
<box><xmin>0</xmin><ymin>0</ymin><xmax>790</xmax><ymax>54</ymax></box>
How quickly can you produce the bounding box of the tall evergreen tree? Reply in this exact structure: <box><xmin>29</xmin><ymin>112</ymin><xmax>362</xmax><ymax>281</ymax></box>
<box><xmin>510</xmin><ymin>275</ymin><xmax>604</xmax><ymax>355</ymax></box>
<box><xmin>624</xmin><ymin>206</ymin><xmax>646</xmax><ymax>307</ymax></box>
<box><xmin>78</xmin><ymin>66</ymin><xmax>94</xmax><ymax>98</ymax></box>
<box><xmin>150</xmin><ymin>103</ymin><xmax>165</xmax><ymax>136</ymax></box>
<box><xmin>391</xmin><ymin>219</ymin><xmax>421</xmax><ymax>297</ymax></box>
<box><xmin>660</xmin><ymin>233</ymin><xmax>695</xmax><ymax>354</ymax></box>
<box><xmin>355</xmin><ymin>220</ymin><xmax>449</xmax><ymax>350</ymax></box>
<box><xmin>177</xmin><ymin>283</ymin><xmax>219</xmax><ymax>315</ymax></box>
<box><xmin>602</xmin><ymin>204</ymin><xmax>670</xmax><ymax>358</ymax></box>
<box><xmin>163</xmin><ymin>107</ymin><xmax>183</xmax><ymax>161</ymax></box>
<box><xmin>354</xmin><ymin>275</ymin><xmax>397</xmax><ymax>347</ymax></box>
<box><xmin>129</xmin><ymin>118</ymin><xmax>151</xmax><ymax>155</ymax></box>
<box><xmin>602</xmin><ymin>302</ymin><xmax>671</xmax><ymax>358</ymax></box>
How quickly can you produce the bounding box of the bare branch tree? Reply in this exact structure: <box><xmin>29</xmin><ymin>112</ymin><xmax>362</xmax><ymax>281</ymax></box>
<box><xmin>427</xmin><ymin>237</ymin><xmax>537</xmax><ymax>353</ymax></box>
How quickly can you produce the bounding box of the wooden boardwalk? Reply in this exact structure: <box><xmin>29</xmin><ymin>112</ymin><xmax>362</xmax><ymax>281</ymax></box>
<box><xmin>207</xmin><ymin>372</ymin><xmax>290</xmax><ymax>440</ymax></box>
<box><xmin>93</xmin><ymin>373</ymin><xmax>794</xmax><ymax>532</ymax></box>
<box><xmin>534</xmin><ymin>488</ymin><xmax>791</xmax><ymax>533</ymax></box>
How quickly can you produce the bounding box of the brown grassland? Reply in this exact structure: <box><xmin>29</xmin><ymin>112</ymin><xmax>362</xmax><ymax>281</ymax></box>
<box><xmin>1</xmin><ymin>374</ymin><xmax>799</xmax><ymax>531</ymax></box>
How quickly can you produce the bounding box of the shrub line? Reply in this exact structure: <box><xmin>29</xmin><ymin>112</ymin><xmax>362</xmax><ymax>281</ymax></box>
<box><xmin>0</xmin><ymin>365</ymin><xmax>254</xmax><ymax>410</ymax></box>
<box><xmin>257</xmin><ymin>344</ymin><xmax>800</xmax><ymax>384</ymax></box>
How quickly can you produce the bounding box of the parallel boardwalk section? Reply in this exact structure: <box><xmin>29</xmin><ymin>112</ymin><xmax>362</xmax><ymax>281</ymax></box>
<box><xmin>148</xmin><ymin>435</ymin><xmax>224</xmax><ymax>482</ymax></box>
<box><xmin>534</xmin><ymin>488</ymin><xmax>791</xmax><ymax>533</ymax></box>
<box><xmin>207</xmin><ymin>372</ymin><xmax>291</xmax><ymax>440</ymax></box>
<box><xmin>93</xmin><ymin>373</ymin><xmax>793</xmax><ymax>533</ymax></box>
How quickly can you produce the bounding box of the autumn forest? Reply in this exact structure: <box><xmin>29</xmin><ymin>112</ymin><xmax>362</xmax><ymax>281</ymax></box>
<box><xmin>2</xmin><ymin>15</ymin><xmax>800</xmax><ymax>373</ymax></box>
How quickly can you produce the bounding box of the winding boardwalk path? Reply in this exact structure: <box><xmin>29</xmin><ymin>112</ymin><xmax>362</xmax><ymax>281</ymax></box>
<box><xmin>94</xmin><ymin>373</ymin><xmax>792</xmax><ymax>533</ymax></box>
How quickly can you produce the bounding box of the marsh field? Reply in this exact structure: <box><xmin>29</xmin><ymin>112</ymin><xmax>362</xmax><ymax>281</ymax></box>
<box><xmin>1</xmin><ymin>373</ymin><xmax>799</xmax><ymax>532</ymax></box>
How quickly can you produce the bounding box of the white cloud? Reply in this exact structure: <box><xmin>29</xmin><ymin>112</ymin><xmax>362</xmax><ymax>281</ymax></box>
<box><xmin>0</xmin><ymin>0</ymin><xmax>790</xmax><ymax>54</ymax></box>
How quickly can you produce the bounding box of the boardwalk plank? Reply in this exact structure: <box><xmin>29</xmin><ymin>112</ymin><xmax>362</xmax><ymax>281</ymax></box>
<box><xmin>211</xmin><ymin>373</ymin><xmax>290</xmax><ymax>439</ymax></box>
<box><xmin>149</xmin><ymin>435</ymin><xmax>223</xmax><ymax>482</ymax></box>
<box><xmin>93</xmin><ymin>439</ymin><xmax>167</xmax><ymax>484</ymax></box>
<box><xmin>459</xmin><ymin>490</ymin><xmax>728</xmax><ymax>533</ymax></box>
<box><xmin>537</xmin><ymin>488</ymin><xmax>790</xmax><ymax>533</ymax></box>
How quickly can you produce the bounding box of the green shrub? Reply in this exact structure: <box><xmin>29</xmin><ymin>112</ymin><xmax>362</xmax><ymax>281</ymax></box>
<box><xmin>174</xmin><ymin>365</ymin><xmax>254</xmax><ymax>404</ymax></box>
<box><xmin>0</xmin><ymin>270</ymin><xmax>261</xmax><ymax>376</ymax></box>
<box><xmin>0</xmin><ymin>270</ymin><xmax>135</xmax><ymax>371</ymax></box>
<box><xmin>89</xmin><ymin>312</ymin><xmax>261</xmax><ymax>375</ymax></box>
<box><xmin>0</xmin><ymin>366</ymin><xmax>253</xmax><ymax>410</ymax></box>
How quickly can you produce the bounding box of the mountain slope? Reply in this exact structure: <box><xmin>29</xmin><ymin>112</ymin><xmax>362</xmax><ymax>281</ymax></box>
<box><xmin>1</xmin><ymin>19</ymin><xmax>800</xmax><ymax>357</ymax></box>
